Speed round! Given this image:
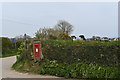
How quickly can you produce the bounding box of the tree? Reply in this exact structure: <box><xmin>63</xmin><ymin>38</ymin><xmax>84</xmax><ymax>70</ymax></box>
<box><xmin>71</xmin><ymin>36</ymin><xmax>76</xmax><ymax>41</ymax></box>
<box><xmin>54</xmin><ymin>20</ymin><xmax>73</xmax><ymax>34</ymax></box>
<box><xmin>35</xmin><ymin>27</ymin><xmax>73</xmax><ymax>40</ymax></box>
<box><xmin>58</xmin><ymin>32</ymin><xmax>72</xmax><ymax>40</ymax></box>
<box><xmin>35</xmin><ymin>28</ymin><xmax>47</xmax><ymax>40</ymax></box>
<box><xmin>46</xmin><ymin>28</ymin><xmax>63</xmax><ymax>39</ymax></box>
<box><xmin>92</xmin><ymin>36</ymin><xmax>101</xmax><ymax>41</ymax></box>
<box><xmin>79</xmin><ymin>35</ymin><xmax>86</xmax><ymax>40</ymax></box>
<box><xmin>35</xmin><ymin>28</ymin><xmax>63</xmax><ymax>40</ymax></box>
<box><xmin>71</xmin><ymin>36</ymin><xmax>76</xmax><ymax>39</ymax></box>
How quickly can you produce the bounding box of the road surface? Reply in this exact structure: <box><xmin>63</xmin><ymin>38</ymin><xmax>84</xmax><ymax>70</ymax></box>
<box><xmin>0</xmin><ymin>56</ymin><xmax>60</xmax><ymax>78</ymax></box>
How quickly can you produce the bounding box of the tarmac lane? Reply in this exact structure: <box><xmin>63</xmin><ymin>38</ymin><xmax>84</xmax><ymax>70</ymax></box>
<box><xmin>0</xmin><ymin>56</ymin><xmax>86</xmax><ymax>80</ymax></box>
<box><xmin>0</xmin><ymin>56</ymin><xmax>59</xmax><ymax>78</ymax></box>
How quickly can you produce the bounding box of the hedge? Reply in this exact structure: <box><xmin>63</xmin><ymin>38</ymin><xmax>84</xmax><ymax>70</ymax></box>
<box><xmin>2</xmin><ymin>37</ymin><xmax>14</xmax><ymax>54</ymax></box>
<box><xmin>42</xmin><ymin>40</ymin><xmax>120</xmax><ymax>66</ymax></box>
<box><xmin>13</xmin><ymin>40</ymin><xmax>120</xmax><ymax>79</ymax></box>
<box><xmin>40</xmin><ymin>60</ymin><xmax>119</xmax><ymax>78</ymax></box>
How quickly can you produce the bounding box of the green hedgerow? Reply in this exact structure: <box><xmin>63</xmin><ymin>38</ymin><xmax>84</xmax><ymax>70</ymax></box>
<box><xmin>40</xmin><ymin>60</ymin><xmax>119</xmax><ymax>79</ymax></box>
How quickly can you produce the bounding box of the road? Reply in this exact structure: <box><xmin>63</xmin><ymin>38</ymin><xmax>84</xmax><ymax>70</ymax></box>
<box><xmin>0</xmin><ymin>56</ymin><xmax>60</xmax><ymax>78</ymax></box>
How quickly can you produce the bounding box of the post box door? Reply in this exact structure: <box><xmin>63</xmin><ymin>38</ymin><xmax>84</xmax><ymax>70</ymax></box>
<box><xmin>34</xmin><ymin>43</ymin><xmax>41</xmax><ymax>58</ymax></box>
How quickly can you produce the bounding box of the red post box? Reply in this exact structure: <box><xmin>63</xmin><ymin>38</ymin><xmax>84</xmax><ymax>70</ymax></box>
<box><xmin>33</xmin><ymin>41</ymin><xmax>42</xmax><ymax>59</ymax></box>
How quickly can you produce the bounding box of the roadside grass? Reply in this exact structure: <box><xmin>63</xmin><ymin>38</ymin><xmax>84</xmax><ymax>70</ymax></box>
<box><xmin>12</xmin><ymin>47</ymin><xmax>42</xmax><ymax>74</ymax></box>
<box><xmin>12</xmin><ymin>58</ymin><xmax>41</xmax><ymax>74</ymax></box>
<box><xmin>1</xmin><ymin>49</ymin><xmax>19</xmax><ymax>58</ymax></box>
<box><xmin>12</xmin><ymin>59</ymin><xmax>120</xmax><ymax>79</ymax></box>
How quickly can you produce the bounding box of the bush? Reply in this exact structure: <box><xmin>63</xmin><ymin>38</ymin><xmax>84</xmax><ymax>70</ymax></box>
<box><xmin>42</xmin><ymin>40</ymin><xmax>120</xmax><ymax>66</ymax></box>
<box><xmin>2</xmin><ymin>37</ymin><xmax>14</xmax><ymax>54</ymax></box>
<box><xmin>12</xmin><ymin>40</ymin><xmax>120</xmax><ymax>79</ymax></box>
<box><xmin>40</xmin><ymin>60</ymin><xmax>119</xmax><ymax>78</ymax></box>
<box><xmin>12</xmin><ymin>45</ymin><xmax>42</xmax><ymax>73</ymax></box>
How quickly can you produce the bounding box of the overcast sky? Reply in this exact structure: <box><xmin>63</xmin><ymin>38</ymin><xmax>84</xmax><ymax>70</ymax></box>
<box><xmin>1</xmin><ymin>2</ymin><xmax>118</xmax><ymax>38</ymax></box>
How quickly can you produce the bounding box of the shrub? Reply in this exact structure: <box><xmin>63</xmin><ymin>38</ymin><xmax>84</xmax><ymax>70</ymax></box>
<box><xmin>2</xmin><ymin>37</ymin><xmax>14</xmax><ymax>54</ymax></box>
<box><xmin>13</xmin><ymin>40</ymin><xmax>120</xmax><ymax>79</ymax></box>
<box><xmin>42</xmin><ymin>40</ymin><xmax>120</xmax><ymax>66</ymax></box>
<box><xmin>40</xmin><ymin>60</ymin><xmax>119</xmax><ymax>78</ymax></box>
<box><xmin>2</xmin><ymin>37</ymin><xmax>14</xmax><ymax>55</ymax></box>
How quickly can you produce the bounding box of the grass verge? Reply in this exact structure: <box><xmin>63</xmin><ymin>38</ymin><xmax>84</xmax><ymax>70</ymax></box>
<box><xmin>1</xmin><ymin>49</ymin><xmax>19</xmax><ymax>58</ymax></box>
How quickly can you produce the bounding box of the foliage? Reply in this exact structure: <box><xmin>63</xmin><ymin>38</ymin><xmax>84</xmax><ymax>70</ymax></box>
<box><xmin>79</xmin><ymin>35</ymin><xmax>86</xmax><ymax>40</ymax></box>
<box><xmin>16</xmin><ymin>42</ymin><xmax>24</xmax><ymax>55</ymax></box>
<box><xmin>14</xmin><ymin>34</ymin><xmax>32</xmax><ymax>48</ymax></box>
<box><xmin>35</xmin><ymin>20</ymin><xmax>74</xmax><ymax>40</ymax></box>
<box><xmin>1</xmin><ymin>37</ymin><xmax>26</xmax><ymax>57</ymax></box>
<box><xmin>35</xmin><ymin>28</ymin><xmax>72</xmax><ymax>40</ymax></box>
<box><xmin>40</xmin><ymin>60</ymin><xmax>119</xmax><ymax>78</ymax></box>
<box><xmin>54</xmin><ymin>20</ymin><xmax>73</xmax><ymax>34</ymax></box>
<box><xmin>58</xmin><ymin>33</ymin><xmax>72</xmax><ymax>40</ymax></box>
<box><xmin>35</xmin><ymin>28</ymin><xmax>47</xmax><ymax>40</ymax></box>
<box><xmin>46</xmin><ymin>28</ymin><xmax>63</xmax><ymax>40</ymax></box>
<box><xmin>42</xmin><ymin>40</ymin><xmax>120</xmax><ymax>66</ymax></box>
<box><xmin>12</xmin><ymin>40</ymin><xmax>120</xmax><ymax>79</ymax></box>
<box><xmin>71</xmin><ymin>36</ymin><xmax>76</xmax><ymax>39</ymax></box>
<box><xmin>1</xmin><ymin>49</ymin><xmax>19</xmax><ymax>58</ymax></box>
<box><xmin>35</xmin><ymin>28</ymin><xmax>61</xmax><ymax>40</ymax></box>
<box><xmin>2</xmin><ymin>37</ymin><xmax>14</xmax><ymax>54</ymax></box>
<box><xmin>12</xmin><ymin>43</ymin><xmax>41</xmax><ymax>73</ymax></box>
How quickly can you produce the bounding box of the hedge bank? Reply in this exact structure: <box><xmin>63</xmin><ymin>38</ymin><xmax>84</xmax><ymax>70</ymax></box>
<box><xmin>12</xmin><ymin>40</ymin><xmax>120</xmax><ymax>79</ymax></box>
